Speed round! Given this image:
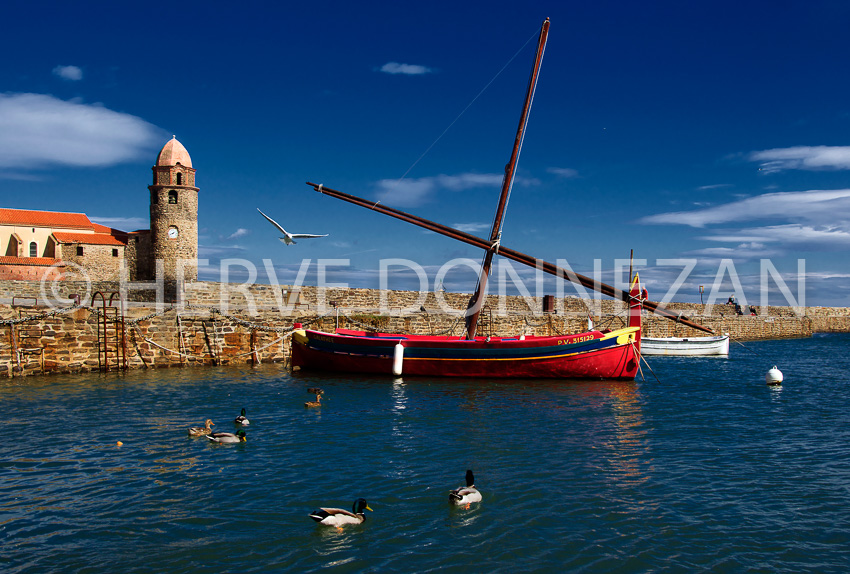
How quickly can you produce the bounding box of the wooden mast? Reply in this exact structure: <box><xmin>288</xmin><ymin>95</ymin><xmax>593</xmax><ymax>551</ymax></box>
<box><xmin>464</xmin><ymin>18</ymin><xmax>550</xmax><ymax>339</ymax></box>
<box><xmin>306</xmin><ymin>181</ymin><xmax>714</xmax><ymax>334</ymax></box>
<box><xmin>306</xmin><ymin>18</ymin><xmax>713</xmax><ymax>336</ymax></box>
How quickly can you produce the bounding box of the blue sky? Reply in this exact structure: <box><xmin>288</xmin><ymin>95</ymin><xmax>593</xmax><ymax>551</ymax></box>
<box><xmin>3</xmin><ymin>1</ymin><xmax>850</xmax><ymax>307</ymax></box>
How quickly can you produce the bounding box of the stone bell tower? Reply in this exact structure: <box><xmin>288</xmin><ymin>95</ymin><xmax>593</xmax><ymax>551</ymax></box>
<box><xmin>148</xmin><ymin>136</ymin><xmax>199</xmax><ymax>282</ymax></box>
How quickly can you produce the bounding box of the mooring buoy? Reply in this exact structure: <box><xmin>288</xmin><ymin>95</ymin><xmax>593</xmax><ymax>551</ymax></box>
<box><xmin>766</xmin><ymin>366</ymin><xmax>784</xmax><ymax>385</ymax></box>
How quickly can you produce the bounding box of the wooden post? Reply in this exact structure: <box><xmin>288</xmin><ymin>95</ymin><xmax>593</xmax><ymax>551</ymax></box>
<box><xmin>251</xmin><ymin>328</ymin><xmax>259</xmax><ymax>365</ymax></box>
<box><xmin>177</xmin><ymin>314</ymin><xmax>186</xmax><ymax>365</ymax></box>
<box><xmin>9</xmin><ymin>324</ymin><xmax>19</xmax><ymax>377</ymax></box>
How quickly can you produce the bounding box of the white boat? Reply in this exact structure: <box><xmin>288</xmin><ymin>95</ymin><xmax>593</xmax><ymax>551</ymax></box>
<box><xmin>640</xmin><ymin>334</ymin><xmax>730</xmax><ymax>356</ymax></box>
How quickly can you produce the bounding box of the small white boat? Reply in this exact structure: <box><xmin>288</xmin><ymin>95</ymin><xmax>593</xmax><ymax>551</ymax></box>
<box><xmin>640</xmin><ymin>334</ymin><xmax>730</xmax><ymax>356</ymax></box>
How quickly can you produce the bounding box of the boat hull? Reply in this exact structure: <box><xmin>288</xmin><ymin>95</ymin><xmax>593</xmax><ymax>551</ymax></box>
<box><xmin>640</xmin><ymin>334</ymin><xmax>730</xmax><ymax>356</ymax></box>
<box><xmin>291</xmin><ymin>327</ymin><xmax>641</xmax><ymax>380</ymax></box>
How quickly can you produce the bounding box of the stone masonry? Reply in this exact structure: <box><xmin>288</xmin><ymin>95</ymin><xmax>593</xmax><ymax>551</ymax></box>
<box><xmin>1</xmin><ymin>278</ymin><xmax>848</xmax><ymax>377</ymax></box>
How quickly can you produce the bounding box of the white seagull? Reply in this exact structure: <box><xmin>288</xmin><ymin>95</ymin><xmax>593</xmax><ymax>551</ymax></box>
<box><xmin>257</xmin><ymin>208</ymin><xmax>328</xmax><ymax>245</ymax></box>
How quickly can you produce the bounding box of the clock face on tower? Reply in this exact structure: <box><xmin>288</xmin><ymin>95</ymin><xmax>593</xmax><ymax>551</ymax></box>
<box><xmin>168</xmin><ymin>227</ymin><xmax>179</xmax><ymax>240</ymax></box>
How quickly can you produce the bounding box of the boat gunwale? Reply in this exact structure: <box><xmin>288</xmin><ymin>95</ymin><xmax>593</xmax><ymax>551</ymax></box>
<box><xmin>297</xmin><ymin>326</ymin><xmax>639</xmax><ymax>349</ymax></box>
<box><xmin>641</xmin><ymin>334</ymin><xmax>729</xmax><ymax>343</ymax></box>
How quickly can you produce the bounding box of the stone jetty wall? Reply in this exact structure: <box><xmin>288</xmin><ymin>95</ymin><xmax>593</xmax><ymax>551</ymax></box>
<box><xmin>1</xmin><ymin>279</ymin><xmax>848</xmax><ymax>377</ymax></box>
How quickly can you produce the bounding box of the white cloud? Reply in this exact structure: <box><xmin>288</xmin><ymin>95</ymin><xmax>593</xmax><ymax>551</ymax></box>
<box><xmin>374</xmin><ymin>178</ymin><xmax>436</xmax><ymax>207</ymax></box>
<box><xmin>547</xmin><ymin>167</ymin><xmax>578</xmax><ymax>178</ymax></box>
<box><xmin>0</xmin><ymin>93</ymin><xmax>164</xmax><ymax>170</ymax></box>
<box><xmin>749</xmin><ymin>146</ymin><xmax>850</xmax><ymax>173</ymax></box>
<box><xmin>53</xmin><ymin>65</ymin><xmax>83</xmax><ymax>81</ymax></box>
<box><xmin>0</xmin><ymin>172</ymin><xmax>43</xmax><ymax>182</ymax></box>
<box><xmin>641</xmin><ymin>188</ymin><xmax>850</xmax><ymax>258</ymax></box>
<box><xmin>805</xmin><ymin>271</ymin><xmax>850</xmax><ymax>280</ymax></box>
<box><xmin>699</xmin><ymin>224</ymin><xmax>850</xmax><ymax>248</ymax></box>
<box><xmin>379</xmin><ymin>62</ymin><xmax>433</xmax><ymax>75</ymax></box>
<box><xmin>686</xmin><ymin>243</ymin><xmax>781</xmax><ymax>260</ymax></box>
<box><xmin>437</xmin><ymin>173</ymin><xmax>504</xmax><ymax>190</ymax></box>
<box><xmin>374</xmin><ymin>173</ymin><xmax>505</xmax><ymax>207</ymax></box>
<box><xmin>228</xmin><ymin>228</ymin><xmax>250</xmax><ymax>240</ymax></box>
<box><xmin>90</xmin><ymin>216</ymin><xmax>148</xmax><ymax>231</ymax></box>
<box><xmin>198</xmin><ymin>244</ymin><xmax>247</xmax><ymax>258</ymax></box>
<box><xmin>640</xmin><ymin>189</ymin><xmax>850</xmax><ymax>228</ymax></box>
<box><xmin>451</xmin><ymin>222</ymin><xmax>490</xmax><ymax>233</ymax></box>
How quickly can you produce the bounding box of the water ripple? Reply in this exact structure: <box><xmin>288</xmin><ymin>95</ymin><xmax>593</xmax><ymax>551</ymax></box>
<box><xmin>2</xmin><ymin>335</ymin><xmax>850</xmax><ymax>572</ymax></box>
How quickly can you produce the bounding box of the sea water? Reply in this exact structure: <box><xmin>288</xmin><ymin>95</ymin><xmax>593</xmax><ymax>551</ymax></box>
<box><xmin>2</xmin><ymin>334</ymin><xmax>849</xmax><ymax>573</ymax></box>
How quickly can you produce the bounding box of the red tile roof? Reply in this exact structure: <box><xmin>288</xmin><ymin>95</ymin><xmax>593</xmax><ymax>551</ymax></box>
<box><xmin>0</xmin><ymin>256</ymin><xmax>64</xmax><ymax>267</ymax></box>
<box><xmin>52</xmin><ymin>232</ymin><xmax>127</xmax><ymax>246</ymax></box>
<box><xmin>0</xmin><ymin>208</ymin><xmax>95</xmax><ymax>230</ymax></box>
<box><xmin>92</xmin><ymin>223</ymin><xmax>128</xmax><ymax>236</ymax></box>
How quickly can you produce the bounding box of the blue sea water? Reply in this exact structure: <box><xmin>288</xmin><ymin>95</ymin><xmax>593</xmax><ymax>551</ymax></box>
<box><xmin>2</xmin><ymin>333</ymin><xmax>850</xmax><ymax>573</ymax></box>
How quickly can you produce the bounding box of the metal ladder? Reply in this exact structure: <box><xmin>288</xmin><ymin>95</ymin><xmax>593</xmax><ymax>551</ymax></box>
<box><xmin>91</xmin><ymin>292</ymin><xmax>127</xmax><ymax>372</ymax></box>
<box><xmin>10</xmin><ymin>297</ymin><xmax>44</xmax><ymax>374</ymax></box>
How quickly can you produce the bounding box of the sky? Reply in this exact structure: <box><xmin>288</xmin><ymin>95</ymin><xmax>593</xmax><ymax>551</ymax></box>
<box><xmin>3</xmin><ymin>0</ymin><xmax>850</xmax><ymax>308</ymax></box>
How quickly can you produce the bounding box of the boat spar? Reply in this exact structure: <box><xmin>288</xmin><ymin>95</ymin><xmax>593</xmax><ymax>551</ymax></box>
<box><xmin>291</xmin><ymin>18</ymin><xmax>713</xmax><ymax>379</ymax></box>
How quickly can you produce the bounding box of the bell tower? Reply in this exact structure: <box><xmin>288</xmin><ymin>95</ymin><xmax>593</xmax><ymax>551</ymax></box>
<box><xmin>148</xmin><ymin>136</ymin><xmax>199</xmax><ymax>282</ymax></box>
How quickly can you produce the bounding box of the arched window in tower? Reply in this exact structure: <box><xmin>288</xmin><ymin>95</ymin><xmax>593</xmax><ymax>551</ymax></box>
<box><xmin>151</xmin><ymin>190</ymin><xmax>159</xmax><ymax>204</ymax></box>
<box><xmin>29</xmin><ymin>241</ymin><xmax>38</xmax><ymax>257</ymax></box>
<box><xmin>176</xmin><ymin>172</ymin><xmax>183</xmax><ymax>185</ymax></box>
<box><xmin>168</xmin><ymin>190</ymin><xmax>178</xmax><ymax>204</ymax></box>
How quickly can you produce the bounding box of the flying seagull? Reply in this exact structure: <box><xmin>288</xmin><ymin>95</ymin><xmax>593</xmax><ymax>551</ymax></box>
<box><xmin>257</xmin><ymin>208</ymin><xmax>328</xmax><ymax>245</ymax></box>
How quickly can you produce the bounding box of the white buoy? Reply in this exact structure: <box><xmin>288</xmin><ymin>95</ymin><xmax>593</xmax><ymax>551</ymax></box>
<box><xmin>766</xmin><ymin>365</ymin><xmax>784</xmax><ymax>385</ymax></box>
<box><xmin>392</xmin><ymin>343</ymin><xmax>404</xmax><ymax>376</ymax></box>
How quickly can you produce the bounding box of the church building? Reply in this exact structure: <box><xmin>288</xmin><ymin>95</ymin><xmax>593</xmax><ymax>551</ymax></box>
<box><xmin>0</xmin><ymin>137</ymin><xmax>199</xmax><ymax>283</ymax></box>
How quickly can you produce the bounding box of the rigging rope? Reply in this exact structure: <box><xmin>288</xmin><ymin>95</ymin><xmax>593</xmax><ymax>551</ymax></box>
<box><xmin>132</xmin><ymin>324</ymin><xmax>293</xmax><ymax>360</ymax></box>
<box><xmin>0</xmin><ymin>304</ymin><xmax>81</xmax><ymax>325</ymax></box>
<box><xmin>392</xmin><ymin>25</ymin><xmax>542</xmax><ymax>186</ymax></box>
<box><xmin>124</xmin><ymin>309</ymin><xmax>333</xmax><ymax>362</ymax></box>
<box><xmin>730</xmin><ymin>336</ymin><xmax>766</xmax><ymax>357</ymax></box>
<box><xmin>631</xmin><ymin>341</ymin><xmax>661</xmax><ymax>383</ymax></box>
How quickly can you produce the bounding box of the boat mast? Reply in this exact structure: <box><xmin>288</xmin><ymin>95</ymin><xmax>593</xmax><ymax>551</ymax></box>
<box><xmin>464</xmin><ymin>18</ymin><xmax>550</xmax><ymax>340</ymax></box>
<box><xmin>307</xmin><ymin>19</ymin><xmax>713</xmax><ymax>336</ymax></box>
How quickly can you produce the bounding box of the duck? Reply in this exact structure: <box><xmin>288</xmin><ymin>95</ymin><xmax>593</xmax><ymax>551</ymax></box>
<box><xmin>449</xmin><ymin>470</ymin><xmax>482</xmax><ymax>507</ymax></box>
<box><xmin>305</xmin><ymin>389</ymin><xmax>324</xmax><ymax>408</ymax></box>
<box><xmin>206</xmin><ymin>430</ymin><xmax>247</xmax><ymax>444</ymax></box>
<box><xmin>188</xmin><ymin>419</ymin><xmax>214</xmax><ymax>437</ymax></box>
<box><xmin>234</xmin><ymin>408</ymin><xmax>250</xmax><ymax>425</ymax></box>
<box><xmin>309</xmin><ymin>498</ymin><xmax>372</xmax><ymax>528</ymax></box>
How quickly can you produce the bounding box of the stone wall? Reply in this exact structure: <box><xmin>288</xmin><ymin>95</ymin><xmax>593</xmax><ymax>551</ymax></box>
<box><xmin>125</xmin><ymin>232</ymin><xmax>151</xmax><ymax>282</ymax></box>
<box><xmin>0</xmin><ymin>304</ymin><xmax>288</xmax><ymax>377</ymax></box>
<box><xmin>60</xmin><ymin>243</ymin><xmax>125</xmax><ymax>282</ymax></box>
<box><xmin>1</xmin><ymin>278</ymin><xmax>849</xmax><ymax>378</ymax></box>
<box><xmin>2</xmin><ymin>278</ymin><xmax>850</xmax><ymax>327</ymax></box>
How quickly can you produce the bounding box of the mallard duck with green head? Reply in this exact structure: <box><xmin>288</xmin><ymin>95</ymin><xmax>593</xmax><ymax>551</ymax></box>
<box><xmin>449</xmin><ymin>470</ymin><xmax>482</xmax><ymax>508</ymax></box>
<box><xmin>309</xmin><ymin>498</ymin><xmax>372</xmax><ymax>528</ymax></box>
<box><xmin>234</xmin><ymin>408</ymin><xmax>250</xmax><ymax>426</ymax></box>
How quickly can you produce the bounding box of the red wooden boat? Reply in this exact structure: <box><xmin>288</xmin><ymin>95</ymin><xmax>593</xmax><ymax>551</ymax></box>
<box><xmin>291</xmin><ymin>19</ymin><xmax>710</xmax><ymax>380</ymax></box>
<box><xmin>292</xmin><ymin>278</ymin><xmax>643</xmax><ymax>380</ymax></box>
